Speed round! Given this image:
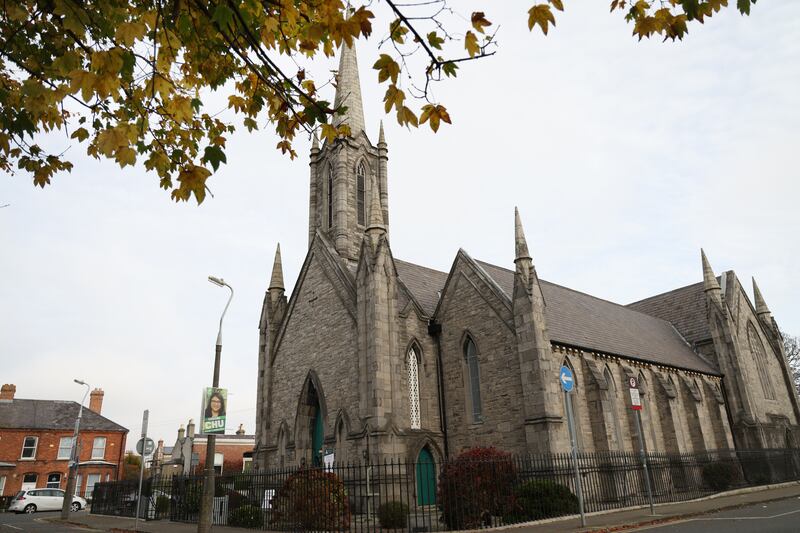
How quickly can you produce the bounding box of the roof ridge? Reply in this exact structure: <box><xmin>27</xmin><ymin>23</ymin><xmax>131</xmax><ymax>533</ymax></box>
<box><xmin>473</xmin><ymin>259</ymin><xmax>683</xmax><ymax>327</ymax></box>
<box><xmin>627</xmin><ymin>280</ymin><xmax>705</xmax><ymax>307</ymax></box>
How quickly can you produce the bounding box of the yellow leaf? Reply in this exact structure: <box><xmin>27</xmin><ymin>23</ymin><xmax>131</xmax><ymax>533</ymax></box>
<box><xmin>528</xmin><ymin>4</ymin><xmax>557</xmax><ymax>34</ymax></box>
<box><xmin>396</xmin><ymin>106</ymin><xmax>418</xmax><ymax>128</ymax></box>
<box><xmin>172</xmin><ymin>165</ymin><xmax>211</xmax><ymax>204</ymax></box>
<box><xmin>70</xmin><ymin>127</ymin><xmax>90</xmax><ymax>142</ymax></box>
<box><xmin>373</xmin><ymin>54</ymin><xmax>400</xmax><ymax>84</ymax></box>
<box><xmin>320</xmin><ymin>123</ymin><xmax>338</xmax><ymax>143</ymax></box>
<box><xmin>550</xmin><ymin>0</ymin><xmax>565</xmax><ymax>12</ymax></box>
<box><xmin>420</xmin><ymin>104</ymin><xmax>452</xmax><ymax>133</ymax></box>
<box><xmin>115</xmin><ymin>21</ymin><xmax>147</xmax><ymax>47</ymax></box>
<box><xmin>465</xmin><ymin>31</ymin><xmax>480</xmax><ymax>58</ymax></box>
<box><xmin>383</xmin><ymin>84</ymin><xmax>405</xmax><ymax>113</ymax></box>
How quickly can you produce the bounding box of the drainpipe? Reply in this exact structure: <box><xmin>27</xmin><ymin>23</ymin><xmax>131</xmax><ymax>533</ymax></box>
<box><xmin>428</xmin><ymin>319</ymin><xmax>449</xmax><ymax>458</ymax></box>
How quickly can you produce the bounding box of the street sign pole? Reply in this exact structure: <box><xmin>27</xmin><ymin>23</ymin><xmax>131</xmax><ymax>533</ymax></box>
<box><xmin>565</xmin><ymin>389</ymin><xmax>586</xmax><ymax>527</ymax></box>
<box><xmin>560</xmin><ymin>365</ymin><xmax>586</xmax><ymax>528</ymax></box>
<box><xmin>135</xmin><ymin>409</ymin><xmax>149</xmax><ymax>531</ymax></box>
<box><xmin>634</xmin><ymin>408</ymin><xmax>655</xmax><ymax>515</ymax></box>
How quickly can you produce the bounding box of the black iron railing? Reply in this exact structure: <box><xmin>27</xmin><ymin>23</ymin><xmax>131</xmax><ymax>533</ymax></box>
<box><xmin>91</xmin><ymin>448</ymin><xmax>800</xmax><ymax>530</ymax></box>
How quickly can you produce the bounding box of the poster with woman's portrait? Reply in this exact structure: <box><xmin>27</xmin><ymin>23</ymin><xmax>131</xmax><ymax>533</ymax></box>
<box><xmin>202</xmin><ymin>387</ymin><xmax>227</xmax><ymax>434</ymax></box>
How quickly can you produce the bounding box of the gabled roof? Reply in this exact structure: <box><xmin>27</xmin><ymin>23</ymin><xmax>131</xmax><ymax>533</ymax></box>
<box><xmin>394</xmin><ymin>257</ymin><xmax>718</xmax><ymax>375</ymax></box>
<box><xmin>0</xmin><ymin>399</ymin><xmax>128</xmax><ymax>433</ymax></box>
<box><xmin>627</xmin><ymin>281</ymin><xmax>712</xmax><ymax>345</ymax></box>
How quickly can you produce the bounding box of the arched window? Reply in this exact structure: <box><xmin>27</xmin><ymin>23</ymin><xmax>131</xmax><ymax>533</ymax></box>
<box><xmin>327</xmin><ymin>165</ymin><xmax>334</xmax><ymax>229</ymax></box>
<box><xmin>464</xmin><ymin>336</ymin><xmax>482</xmax><ymax>423</ymax></box>
<box><xmin>562</xmin><ymin>358</ymin><xmax>583</xmax><ymax>450</ymax></box>
<box><xmin>747</xmin><ymin>323</ymin><xmax>775</xmax><ymax>400</ymax></box>
<box><xmin>407</xmin><ymin>347</ymin><xmax>421</xmax><ymax>429</ymax></box>
<box><xmin>356</xmin><ymin>161</ymin><xmax>366</xmax><ymax>226</ymax></box>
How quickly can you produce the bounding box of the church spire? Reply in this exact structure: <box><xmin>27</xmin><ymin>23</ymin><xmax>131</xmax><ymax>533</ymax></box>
<box><xmin>269</xmin><ymin>243</ymin><xmax>285</xmax><ymax>292</ymax></box>
<box><xmin>333</xmin><ymin>42</ymin><xmax>365</xmax><ymax>136</ymax></box>
<box><xmin>514</xmin><ymin>207</ymin><xmax>532</xmax><ymax>263</ymax></box>
<box><xmin>701</xmin><ymin>249</ymin><xmax>721</xmax><ymax>293</ymax></box>
<box><xmin>366</xmin><ymin>176</ymin><xmax>386</xmax><ymax>237</ymax></box>
<box><xmin>752</xmin><ymin>277</ymin><xmax>771</xmax><ymax>317</ymax></box>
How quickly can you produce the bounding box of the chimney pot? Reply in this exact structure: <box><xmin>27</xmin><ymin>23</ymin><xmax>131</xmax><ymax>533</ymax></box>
<box><xmin>236</xmin><ymin>424</ymin><xmax>245</xmax><ymax>436</ymax></box>
<box><xmin>0</xmin><ymin>384</ymin><xmax>15</xmax><ymax>401</ymax></box>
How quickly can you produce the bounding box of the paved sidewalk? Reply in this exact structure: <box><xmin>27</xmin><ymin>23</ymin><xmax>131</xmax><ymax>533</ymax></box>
<box><xmin>45</xmin><ymin>481</ymin><xmax>800</xmax><ymax>533</ymax></box>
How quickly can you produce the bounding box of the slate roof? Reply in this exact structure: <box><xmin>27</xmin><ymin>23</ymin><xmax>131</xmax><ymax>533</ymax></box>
<box><xmin>626</xmin><ymin>282</ymin><xmax>712</xmax><ymax>345</ymax></box>
<box><xmin>394</xmin><ymin>257</ymin><xmax>719</xmax><ymax>375</ymax></box>
<box><xmin>0</xmin><ymin>399</ymin><xmax>128</xmax><ymax>433</ymax></box>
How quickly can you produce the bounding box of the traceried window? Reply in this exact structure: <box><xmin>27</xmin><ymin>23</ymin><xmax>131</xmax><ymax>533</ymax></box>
<box><xmin>57</xmin><ymin>437</ymin><xmax>74</xmax><ymax>460</ymax></box>
<box><xmin>327</xmin><ymin>165</ymin><xmax>334</xmax><ymax>228</ymax></box>
<box><xmin>604</xmin><ymin>366</ymin><xmax>624</xmax><ymax>450</ymax></box>
<box><xmin>91</xmin><ymin>437</ymin><xmax>106</xmax><ymax>459</ymax></box>
<box><xmin>21</xmin><ymin>436</ymin><xmax>38</xmax><ymax>459</ymax></box>
<box><xmin>357</xmin><ymin>161</ymin><xmax>366</xmax><ymax>226</ymax></box>
<box><xmin>407</xmin><ymin>347</ymin><xmax>421</xmax><ymax>429</ymax></box>
<box><xmin>747</xmin><ymin>323</ymin><xmax>775</xmax><ymax>400</ymax></box>
<box><xmin>464</xmin><ymin>336</ymin><xmax>482</xmax><ymax>423</ymax></box>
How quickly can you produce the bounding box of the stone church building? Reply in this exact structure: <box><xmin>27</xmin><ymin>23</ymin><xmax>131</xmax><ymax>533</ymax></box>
<box><xmin>252</xmin><ymin>45</ymin><xmax>800</xmax><ymax>471</ymax></box>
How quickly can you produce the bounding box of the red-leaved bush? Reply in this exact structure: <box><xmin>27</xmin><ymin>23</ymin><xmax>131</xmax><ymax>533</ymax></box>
<box><xmin>438</xmin><ymin>447</ymin><xmax>516</xmax><ymax>529</ymax></box>
<box><xmin>270</xmin><ymin>467</ymin><xmax>350</xmax><ymax>530</ymax></box>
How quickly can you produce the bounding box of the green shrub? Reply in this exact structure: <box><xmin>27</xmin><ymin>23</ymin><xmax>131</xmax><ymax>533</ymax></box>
<box><xmin>233</xmin><ymin>475</ymin><xmax>253</xmax><ymax>491</ymax></box>
<box><xmin>270</xmin><ymin>468</ymin><xmax>350</xmax><ymax>530</ymax></box>
<box><xmin>378</xmin><ymin>501</ymin><xmax>409</xmax><ymax>529</ymax></box>
<box><xmin>229</xmin><ymin>504</ymin><xmax>264</xmax><ymax>528</ymax></box>
<box><xmin>504</xmin><ymin>479</ymin><xmax>578</xmax><ymax>523</ymax></box>
<box><xmin>155</xmin><ymin>495</ymin><xmax>170</xmax><ymax>514</ymax></box>
<box><xmin>702</xmin><ymin>462</ymin><xmax>739</xmax><ymax>491</ymax></box>
<box><xmin>438</xmin><ymin>447</ymin><xmax>516</xmax><ymax>529</ymax></box>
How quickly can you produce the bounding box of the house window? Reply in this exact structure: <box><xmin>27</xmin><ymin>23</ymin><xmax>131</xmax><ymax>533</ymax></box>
<box><xmin>242</xmin><ymin>457</ymin><xmax>253</xmax><ymax>473</ymax></box>
<box><xmin>327</xmin><ymin>165</ymin><xmax>334</xmax><ymax>228</ymax></box>
<box><xmin>46</xmin><ymin>473</ymin><xmax>61</xmax><ymax>489</ymax></box>
<box><xmin>464</xmin><ymin>336</ymin><xmax>482</xmax><ymax>423</ymax></box>
<box><xmin>0</xmin><ymin>476</ymin><xmax>6</xmax><ymax>496</ymax></box>
<box><xmin>85</xmin><ymin>474</ymin><xmax>101</xmax><ymax>499</ymax></box>
<box><xmin>214</xmin><ymin>453</ymin><xmax>224</xmax><ymax>475</ymax></box>
<box><xmin>74</xmin><ymin>474</ymin><xmax>82</xmax><ymax>497</ymax></box>
<box><xmin>357</xmin><ymin>161</ymin><xmax>366</xmax><ymax>225</ymax></box>
<box><xmin>747</xmin><ymin>323</ymin><xmax>775</xmax><ymax>400</ymax></box>
<box><xmin>57</xmin><ymin>437</ymin><xmax>74</xmax><ymax>460</ymax></box>
<box><xmin>21</xmin><ymin>436</ymin><xmax>38</xmax><ymax>459</ymax></box>
<box><xmin>91</xmin><ymin>437</ymin><xmax>107</xmax><ymax>459</ymax></box>
<box><xmin>21</xmin><ymin>473</ymin><xmax>37</xmax><ymax>490</ymax></box>
<box><xmin>407</xmin><ymin>347</ymin><xmax>421</xmax><ymax>429</ymax></box>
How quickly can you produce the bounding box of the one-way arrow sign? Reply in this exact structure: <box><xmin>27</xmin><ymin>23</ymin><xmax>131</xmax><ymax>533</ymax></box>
<box><xmin>560</xmin><ymin>365</ymin><xmax>575</xmax><ymax>392</ymax></box>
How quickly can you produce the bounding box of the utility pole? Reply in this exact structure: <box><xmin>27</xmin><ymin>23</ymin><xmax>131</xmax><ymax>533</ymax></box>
<box><xmin>61</xmin><ymin>380</ymin><xmax>90</xmax><ymax>520</ymax></box>
<box><xmin>198</xmin><ymin>276</ymin><xmax>233</xmax><ymax>533</ymax></box>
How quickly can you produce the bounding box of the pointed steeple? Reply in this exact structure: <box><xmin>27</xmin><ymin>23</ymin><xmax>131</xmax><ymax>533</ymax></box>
<box><xmin>514</xmin><ymin>207</ymin><xmax>532</xmax><ymax>263</ymax></box>
<box><xmin>366</xmin><ymin>176</ymin><xmax>385</xmax><ymax>236</ymax></box>
<box><xmin>269</xmin><ymin>244</ymin><xmax>285</xmax><ymax>292</ymax></box>
<box><xmin>701</xmin><ymin>249</ymin><xmax>721</xmax><ymax>293</ymax></box>
<box><xmin>311</xmin><ymin>133</ymin><xmax>319</xmax><ymax>152</ymax></box>
<box><xmin>752</xmin><ymin>277</ymin><xmax>771</xmax><ymax>316</ymax></box>
<box><xmin>378</xmin><ymin>120</ymin><xmax>386</xmax><ymax>145</ymax></box>
<box><xmin>333</xmin><ymin>42</ymin><xmax>365</xmax><ymax>136</ymax></box>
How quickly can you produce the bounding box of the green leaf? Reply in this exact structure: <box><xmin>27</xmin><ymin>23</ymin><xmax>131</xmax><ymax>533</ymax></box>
<box><xmin>212</xmin><ymin>5</ymin><xmax>235</xmax><ymax>29</ymax></box>
<box><xmin>202</xmin><ymin>145</ymin><xmax>227</xmax><ymax>172</ymax></box>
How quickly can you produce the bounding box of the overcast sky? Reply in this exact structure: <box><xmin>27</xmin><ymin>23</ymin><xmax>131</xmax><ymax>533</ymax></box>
<box><xmin>2</xmin><ymin>2</ymin><xmax>798</xmax><ymax>450</ymax></box>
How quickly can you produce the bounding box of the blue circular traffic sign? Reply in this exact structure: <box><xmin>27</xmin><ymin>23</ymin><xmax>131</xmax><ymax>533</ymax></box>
<box><xmin>559</xmin><ymin>365</ymin><xmax>575</xmax><ymax>392</ymax></box>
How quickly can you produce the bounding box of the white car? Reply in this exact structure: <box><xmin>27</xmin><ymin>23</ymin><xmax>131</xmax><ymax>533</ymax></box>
<box><xmin>8</xmin><ymin>488</ymin><xmax>87</xmax><ymax>513</ymax></box>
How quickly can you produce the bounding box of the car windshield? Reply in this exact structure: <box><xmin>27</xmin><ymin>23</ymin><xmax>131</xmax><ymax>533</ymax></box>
<box><xmin>15</xmin><ymin>491</ymin><xmax>25</xmax><ymax>498</ymax></box>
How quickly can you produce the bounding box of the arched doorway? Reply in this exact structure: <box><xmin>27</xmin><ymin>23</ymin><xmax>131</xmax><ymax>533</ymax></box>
<box><xmin>311</xmin><ymin>401</ymin><xmax>324</xmax><ymax>466</ymax></box>
<box><xmin>416</xmin><ymin>447</ymin><xmax>436</xmax><ymax>506</ymax></box>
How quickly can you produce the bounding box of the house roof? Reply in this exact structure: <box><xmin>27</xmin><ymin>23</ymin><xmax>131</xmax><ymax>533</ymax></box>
<box><xmin>394</xmin><ymin>257</ymin><xmax>718</xmax><ymax>375</ymax></box>
<box><xmin>0</xmin><ymin>399</ymin><xmax>128</xmax><ymax>433</ymax></box>
<box><xmin>626</xmin><ymin>281</ymin><xmax>712</xmax><ymax>345</ymax></box>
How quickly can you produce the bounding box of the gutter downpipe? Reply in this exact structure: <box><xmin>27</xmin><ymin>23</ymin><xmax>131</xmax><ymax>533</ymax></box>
<box><xmin>428</xmin><ymin>319</ymin><xmax>449</xmax><ymax>458</ymax></box>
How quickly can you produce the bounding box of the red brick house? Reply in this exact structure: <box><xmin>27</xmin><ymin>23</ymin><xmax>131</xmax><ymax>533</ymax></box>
<box><xmin>156</xmin><ymin>420</ymin><xmax>254</xmax><ymax>476</ymax></box>
<box><xmin>0</xmin><ymin>384</ymin><xmax>128</xmax><ymax>499</ymax></box>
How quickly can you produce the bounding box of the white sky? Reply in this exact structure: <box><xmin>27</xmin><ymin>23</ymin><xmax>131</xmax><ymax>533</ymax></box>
<box><xmin>2</xmin><ymin>2</ymin><xmax>798</xmax><ymax>450</ymax></box>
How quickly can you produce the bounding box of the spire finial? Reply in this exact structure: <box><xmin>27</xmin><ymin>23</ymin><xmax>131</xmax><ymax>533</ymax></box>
<box><xmin>752</xmin><ymin>277</ymin><xmax>771</xmax><ymax>316</ymax></box>
<box><xmin>366</xmin><ymin>176</ymin><xmax>385</xmax><ymax>235</ymax></box>
<box><xmin>701</xmin><ymin>249</ymin><xmax>721</xmax><ymax>292</ymax></box>
<box><xmin>514</xmin><ymin>207</ymin><xmax>532</xmax><ymax>263</ymax></box>
<box><xmin>269</xmin><ymin>243</ymin><xmax>285</xmax><ymax>291</ymax></box>
<box><xmin>311</xmin><ymin>133</ymin><xmax>319</xmax><ymax>151</ymax></box>
<box><xmin>333</xmin><ymin>42</ymin><xmax>366</xmax><ymax>136</ymax></box>
<box><xmin>378</xmin><ymin>120</ymin><xmax>386</xmax><ymax>145</ymax></box>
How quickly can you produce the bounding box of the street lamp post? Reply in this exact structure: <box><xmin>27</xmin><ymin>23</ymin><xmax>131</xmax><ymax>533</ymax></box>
<box><xmin>198</xmin><ymin>276</ymin><xmax>233</xmax><ymax>533</ymax></box>
<box><xmin>61</xmin><ymin>379</ymin><xmax>90</xmax><ymax>520</ymax></box>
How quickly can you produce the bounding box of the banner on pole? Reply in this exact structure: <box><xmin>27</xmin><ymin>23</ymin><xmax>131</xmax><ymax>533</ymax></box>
<box><xmin>202</xmin><ymin>387</ymin><xmax>228</xmax><ymax>434</ymax></box>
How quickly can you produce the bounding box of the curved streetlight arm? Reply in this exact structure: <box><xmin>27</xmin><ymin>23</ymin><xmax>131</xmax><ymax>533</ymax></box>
<box><xmin>208</xmin><ymin>276</ymin><xmax>233</xmax><ymax>347</ymax></box>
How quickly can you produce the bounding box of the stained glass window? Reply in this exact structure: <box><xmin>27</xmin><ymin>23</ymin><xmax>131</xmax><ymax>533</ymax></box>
<box><xmin>357</xmin><ymin>162</ymin><xmax>366</xmax><ymax>226</ymax></box>
<box><xmin>464</xmin><ymin>337</ymin><xmax>482</xmax><ymax>423</ymax></box>
<box><xmin>408</xmin><ymin>347</ymin><xmax>420</xmax><ymax>429</ymax></box>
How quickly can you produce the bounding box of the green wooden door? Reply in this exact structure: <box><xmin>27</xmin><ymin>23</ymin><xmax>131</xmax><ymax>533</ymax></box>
<box><xmin>311</xmin><ymin>405</ymin><xmax>324</xmax><ymax>466</ymax></box>
<box><xmin>416</xmin><ymin>447</ymin><xmax>436</xmax><ymax>506</ymax></box>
